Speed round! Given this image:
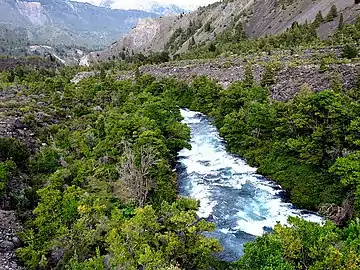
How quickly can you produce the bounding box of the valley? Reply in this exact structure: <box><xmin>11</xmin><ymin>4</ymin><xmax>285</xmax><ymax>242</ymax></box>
<box><xmin>1</xmin><ymin>0</ymin><xmax>360</xmax><ymax>269</ymax></box>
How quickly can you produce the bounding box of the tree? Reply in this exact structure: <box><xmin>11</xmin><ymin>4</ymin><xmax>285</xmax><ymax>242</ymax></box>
<box><xmin>313</xmin><ymin>11</ymin><xmax>324</xmax><ymax>28</ymax></box>
<box><xmin>188</xmin><ymin>36</ymin><xmax>196</xmax><ymax>50</ymax></box>
<box><xmin>0</xmin><ymin>161</ymin><xmax>15</xmax><ymax>202</ymax></box>
<box><xmin>208</xmin><ymin>42</ymin><xmax>216</xmax><ymax>52</ymax></box>
<box><xmin>326</xmin><ymin>5</ymin><xmax>338</xmax><ymax>22</ymax></box>
<box><xmin>244</xmin><ymin>62</ymin><xmax>254</xmax><ymax>87</ymax></box>
<box><xmin>342</xmin><ymin>44</ymin><xmax>358</xmax><ymax>59</ymax></box>
<box><xmin>235</xmin><ymin>217</ymin><xmax>360</xmax><ymax>269</ymax></box>
<box><xmin>115</xmin><ymin>143</ymin><xmax>156</xmax><ymax>207</ymax></box>
<box><xmin>190</xmin><ymin>76</ymin><xmax>221</xmax><ymax>114</ymax></box>
<box><xmin>261</xmin><ymin>62</ymin><xmax>279</xmax><ymax>87</ymax></box>
<box><xmin>204</xmin><ymin>22</ymin><xmax>211</xmax><ymax>32</ymax></box>
<box><xmin>106</xmin><ymin>199</ymin><xmax>222</xmax><ymax>269</ymax></box>
<box><xmin>338</xmin><ymin>13</ymin><xmax>344</xmax><ymax>30</ymax></box>
<box><xmin>100</xmin><ymin>68</ymin><xmax>106</xmax><ymax>80</ymax></box>
<box><xmin>234</xmin><ymin>22</ymin><xmax>246</xmax><ymax>42</ymax></box>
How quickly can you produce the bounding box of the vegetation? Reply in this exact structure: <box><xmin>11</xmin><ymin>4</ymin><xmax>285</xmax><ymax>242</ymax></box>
<box><xmin>1</xmin><ymin>3</ymin><xmax>360</xmax><ymax>270</ymax></box>
<box><xmin>165</xmin><ymin>20</ymin><xmax>203</xmax><ymax>53</ymax></box>
<box><xmin>235</xmin><ymin>217</ymin><xmax>360</xmax><ymax>270</ymax></box>
<box><xmin>161</xmin><ymin>75</ymin><xmax>360</xmax><ymax>269</ymax></box>
<box><xmin>343</xmin><ymin>44</ymin><xmax>358</xmax><ymax>59</ymax></box>
<box><xmin>177</xmin><ymin>14</ymin><xmax>360</xmax><ymax>61</ymax></box>
<box><xmin>0</xmin><ymin>69</ymin><xmax>223</xmax><ymax>269</ymax></box>
<box><xmin>326</xmin><ymin>5</ymin><xmax>338</xmax><ymax>22</ymax></box>
<box><xmin>1</xmin><ymin>50</ymin><xmax>360</xmax><ymax>268</ymax></box>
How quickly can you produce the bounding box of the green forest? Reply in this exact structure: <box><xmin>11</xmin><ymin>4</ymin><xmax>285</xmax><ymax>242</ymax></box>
<box><xmin>1</xmin><ymin>59</ymin><xmax>360</xmax><ymax>269</ymax></box>
<box><xmin>1</xmin><ymin>2</ymin><xmax>360</xmax><ymax>270</ymax></box>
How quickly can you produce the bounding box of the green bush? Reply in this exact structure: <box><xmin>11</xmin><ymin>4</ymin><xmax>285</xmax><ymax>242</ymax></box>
<box><xmin>0</xmin><ymin>161</ymin><xmax>15</xmax><ymax>196</ymax></box>
<box><xmin>235</xmin><ymin>217</ymin><xmax>360</xmax><ymax>269</ymax></box>
<box><xmin>0</xmin><ymin>138</ymin><xmax>29</xmax><ymax>168</ymax></box>
<box><xmin>30</xmin><ymin>147</ymin><xmax>61</xmax><ymax>174</ymax></box>
<box><xmin>342</xmin><ymin>44</ymin><xmax>358</xmax><ymax>59</ymax></box>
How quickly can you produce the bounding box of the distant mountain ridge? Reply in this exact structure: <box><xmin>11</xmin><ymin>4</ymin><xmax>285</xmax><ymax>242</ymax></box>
<box><xmin>88</xmin><ymin>0</ymin><xmax>359</xmax><ymax>63</ymax></box>
<box><xmin>96</xmin><ymin>0</ymin><xmax>189</xmax><ymax>16</ymax></box>
<box><xmin>0</xmin><ymin>0</ymin><xmax>158</xmax><ymax>49</ymax></box>
<box><xmin>141</xmin><ymin>2</ymin><xmax>190</xmax><ymax>16</ymax></box>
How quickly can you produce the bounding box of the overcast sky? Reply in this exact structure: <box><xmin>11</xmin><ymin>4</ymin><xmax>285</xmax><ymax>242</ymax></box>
<box><xmin>76</xmin><ymin>0</ymin><xmax>216</xmax><ymax>10</ymax></box>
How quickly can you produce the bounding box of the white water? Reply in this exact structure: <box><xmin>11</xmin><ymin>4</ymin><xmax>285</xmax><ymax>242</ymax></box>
<box><xmin>177</xmin><ymin>109</ymin><xmax>323</xmax><ymax>261</ymax></box>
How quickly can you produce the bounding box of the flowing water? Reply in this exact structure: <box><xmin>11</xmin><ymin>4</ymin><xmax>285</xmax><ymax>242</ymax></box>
<box><xmin>177</xmin><ymin>109</ymin><xmax>323</xmax><ymax>262</ymax></box>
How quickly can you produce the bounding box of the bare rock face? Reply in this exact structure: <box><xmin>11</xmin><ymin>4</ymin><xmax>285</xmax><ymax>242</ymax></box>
<box><xmin>70</xmin><ymin>71</ymin><xmax>96</xmax><ymax>84</ymax></box>
<box><xmin>89</xmin><ymin>0</ymin><xmax>359</xmax><ymax>63</ymax></box>
<box><xmin>271</xmin><ymin>62</ymin><xmax>360</xmax><ymax>100</ymax></box>
<box><xmin>17</xmin><ymin>1</ymin><xmax>49</xmax><ymax>26</ymax></box>
<box><xmin>89</xmin><ymin>0</ymin><xmax>255</xmax><ymax>62</ymax></box>
<box><xmin>319</xmin><ymin>196</ymin><xmax>355</xmax><ymax>226</ymax></box>
<box><xmin>247</xmin><ymin>0</ymin><xmax>354</xmax><ymax>37</ymax></box>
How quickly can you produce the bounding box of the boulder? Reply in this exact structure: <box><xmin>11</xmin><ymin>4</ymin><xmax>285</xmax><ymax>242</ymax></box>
<box><xmin>0</xmin><ymin>240</ymin><xmax>15</xmax><ymax>251</ymax></box>
<box><xmin>13</xmin><ymin>119</ymin><xmax>26</xmax><ymax>129</ymax></box>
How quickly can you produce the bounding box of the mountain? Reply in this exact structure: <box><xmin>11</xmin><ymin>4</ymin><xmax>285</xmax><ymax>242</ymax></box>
<box><xmin>142</xmin><ymin>2</ymin><xmax>190</xmax><ymax>16</ymax></box>
<box><xmin>0</xmin><ymin>0</ymin><xmax>158</xmax><ymax>49</ymax></box>
<box><xmin>88</xmin><ymin>0</ymin><xmax>359</xmax><ymax>63</ymax></box>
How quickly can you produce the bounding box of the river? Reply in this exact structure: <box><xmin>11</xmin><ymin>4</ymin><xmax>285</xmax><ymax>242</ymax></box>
<box><xmin>177</xmin><ymin>109</ymin><xmax>323</xmax><ymax>262</ymax></box>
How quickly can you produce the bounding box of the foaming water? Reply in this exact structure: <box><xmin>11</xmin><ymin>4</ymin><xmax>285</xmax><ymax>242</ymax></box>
<box><xmin>177</xmin><ymin>109</ymin><xmax>323</xmax><ymax>261</ymax></box>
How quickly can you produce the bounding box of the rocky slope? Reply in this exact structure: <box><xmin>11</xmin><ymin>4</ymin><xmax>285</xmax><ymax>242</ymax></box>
<box><xmin>141</xmin><ymin>53</ymin><xmax>358</xmax><ymax>101</ymax></box>
<box><xmin>89</xmin><ymin>0</ymin><xmax>359</xmax><ymax>63</ymax></box>
<box><xmin>0</xmin><ymin>0</ymin><xmax>158</xmax><ymax>49</ymax></box>
<box><xmin>83</xmin><ymin>47</ymin><xmax>358</xmax><ymax>102</ymax></box>
<box><xmin>0</xmin><ymin>210</ymin><xmax>23</xmax><ymax>270</ymax></box>
<box><xmin>0</xmin><ymin>79</ymin><xmax>61</xmax><ymax>270</ymax></box>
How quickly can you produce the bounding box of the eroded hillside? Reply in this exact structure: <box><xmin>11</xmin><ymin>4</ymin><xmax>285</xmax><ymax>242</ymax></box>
<box><xmin>89</xmin><ymin>0</ymin><xmax>360</xmax><ymax>63</ymax></box>
<box><xmin>0</xmin><ymin>0</ymin><xmax>158</xmax><ymax>48</ymax></box>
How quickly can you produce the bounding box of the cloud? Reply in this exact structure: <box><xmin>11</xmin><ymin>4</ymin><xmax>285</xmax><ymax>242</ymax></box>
<box><xmin>75</xmin><ymin>0</ymin><xmax>216</xmax><ymax>10</ymax></box>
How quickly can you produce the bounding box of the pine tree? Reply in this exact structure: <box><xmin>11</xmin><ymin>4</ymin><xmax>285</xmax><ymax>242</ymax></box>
<box><xmin>261</xmin><ymin>62</ymin><xmax>278</xmax><ymax>87</ymax></box>
<box><xmin>338</xmin><ymin>13</ymin><xmax>344</xmax><ymax>30</ymax></box>
<box><xmin>313</xmin><ymin>11</ymin><xmax>324</xmax><ymax>28</ymax></box>
<box><xmin>326</xmin><ymin>5</ymin><xmax>338</xmax><ymax>22</ymax></box>
<box><xmin>204</xmin><ymin>22</ymin><xmax>211</xmax><ymax>32</ymax></box>
<box><xmin>234</xmin><ymin>22</ymin><xmax>246</xmax><ymax>42</ymax></box>
<box><xmin>342</xmin><ymin>44</ymin><xmax>358</xmax><ymax>59</ymax></box>
<box><xmin>100</xmin><ymin>68</ymin><xmax>106</xmax><ymax>79</ymax></box>
<box><xmin>244</xmin><ymin>62</ymin><xmax>254</xmax><ymax>87</ymax></box>
<box><xmin>208</xmin><ymin>43</ymin><xmax>216</xmax><ymax>52</ymax></box>
<box><xmin>188</xmin><ymin>36</ymin><xmax>196</xmax><ymax>50</ymax></box>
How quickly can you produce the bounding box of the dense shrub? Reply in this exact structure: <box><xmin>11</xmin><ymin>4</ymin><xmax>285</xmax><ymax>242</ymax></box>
<box><xmin>343</xmin><ymin>44</ymin><xmax>358</xmax><ymax>59</ymax></box>
<box><xmin>0</xmin><ymin>138</ymin><xmax>29</xmax><ymax>168</ymax></box>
